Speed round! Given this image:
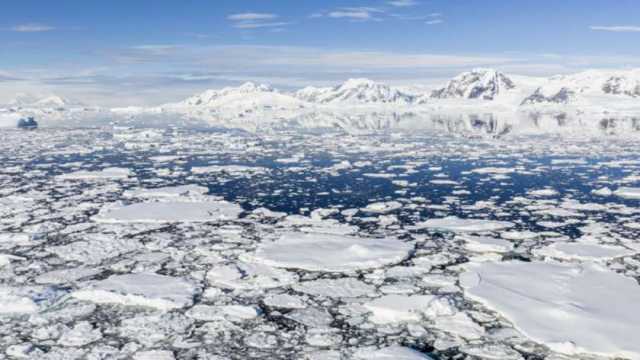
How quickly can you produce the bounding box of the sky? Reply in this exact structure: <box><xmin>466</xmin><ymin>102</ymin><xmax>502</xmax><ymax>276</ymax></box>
<box><xmin>1</xmin><ymin>0</ymin><xmax>640</xmax><ymax>106</ymax></box>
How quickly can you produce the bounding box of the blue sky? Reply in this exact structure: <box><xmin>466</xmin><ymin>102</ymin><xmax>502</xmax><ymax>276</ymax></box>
<box><xmin>1</xmin><ymin>0</ymin><xmax>640</xmax><ymax>105</ymax></box>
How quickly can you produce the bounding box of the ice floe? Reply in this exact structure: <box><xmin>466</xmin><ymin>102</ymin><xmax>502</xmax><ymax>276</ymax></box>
<box><xmin>245</xmin><ymin>231</ymin><xmax>414</xmax><ymax>272</ymax></box>
<box><xmin>72</xmin><ymin>273</ymin><xmax>199</xmax><ymax>310</ymax></box>
<box><xmin>461</xmin><ymin>261</ymin><xmax>640</xmax><ymax>358</ymax></box>
<box><xmin>416</xmin><ymin>217</ymin><xmax>515</xmax><ymax>233</ymax></box>
<box><xmin>93</xmin><ymin>200</ymin><xmax>243</xmax><ymax>223</ymax></box>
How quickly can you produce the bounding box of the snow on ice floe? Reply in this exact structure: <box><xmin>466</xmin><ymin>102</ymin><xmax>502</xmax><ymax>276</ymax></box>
<box><xmin>57</xmin><ymin>167</ymin><xmax>132</xmax><ymax>180</ymax></box>
<box><xmin>293</xmin><ymin>277</ymin><xmax>376</xmax><ymax>298</ymax></box>
<box><xmin>533</xmin><ymin>242</ymin><xmax>636</xmax><ymax>261</ymax></box>
<box><xmin>461</xmin><ymin>261</ymin><xmax>640</xmax><ymax>358</ymax></box>
<box><xmin>0</xmin><ymin>287</ymin><xmax>39</xmax><ymax>314</ymax></box>
<box><xmin>460</xmin><ymin>235</ymin><xmax>514</xmax><ymax>254</ymax></box>
<box><xmin>363</xmin><ymin>294</ymin><xmax>442</xmax><ymax>324</ymax></box>
<box><xmin>614</xmin><ymin>187</ymin><xmax>640</xmax><ymax>199</ymax></box>
<box><xmin>245</xmin><ymin>231</ymin><xmax>414</xmax><ymax>272</ymax></box>
<box><xmin>72</xmin><ymin>273</ymin><xmax>199</xmax><ymax>311</ymax></box>
<box><xmin>416</xmin><ymin>217</ymin><xmax>514</xmax><ymax>233</ymax></box>
<box><xmin>123</xmin><ymin>184</ymin><xmax>209</xmax><ymax>198</ymax></box>
<box><xmin>93</xmin><ymin>200</ymin><xmax>243</xmax><ymax>223</ymax></box>
<box><xmin>206</xmin><ymin>261</ymin><xmax>297</xmax><ymax>290</ymax></box>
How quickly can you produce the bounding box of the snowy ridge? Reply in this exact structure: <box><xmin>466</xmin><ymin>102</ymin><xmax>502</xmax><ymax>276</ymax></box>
<box><xmin>295</xmin><ymin>78</ymin><xmax>416</xmax><ymax>105</ymax></box>
<box><xmin>171</xmin><ymin>82</ymin><xmax>276</xmax><ymax>108</ymax></box>
<box><xmin>522</xmin><ymin>69</ymin><xmax>640</xmax><ymax>106</ymax></box>
<box><xmin>430</xmin><ymin>68</ymin><xmax>517</xmax><ymax>100</ymax></box>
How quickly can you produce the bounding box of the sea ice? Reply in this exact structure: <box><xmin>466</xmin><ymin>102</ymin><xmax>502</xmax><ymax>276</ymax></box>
<box><xmin>72</xmin><ymin>273</ymin><xmax>199</xmax><ymax>311</ymax></box>
<box><xmin>416</xmin><ymin>217</ymin><xmax>514</xmax><ymax>233</ymax></box>
<box><xmin>363</xmin><ymin>294</ymin><xmax>443</xmax><ymax>324</ymax></box>
<box><xmin>93</xmin><ymin>200</ymin><xmax>243</xmax><ymax>223</ymax></box>
<box><xmin>353</xmin><ymin>345</ymin><xmax>435</xmax><ymax>359</ymax></box>
<box><xmin>461</xmin><ymin>261</ymin><xmax>640</xmax><ymax>358</ymax></box>
<box><xmin>0</xmin><ymin>287</ymin><xmax>38</xmax><ymax>314</ymax></box>
<box><xmin>124</xmin><ymin>184</ymin><xmax>209</xmax><ymax>198</ymax></box>
<box><xmin>246</xmin><ymin>232</ymin><xmax>413</xmax><ymax>272</ymax></box>
<box><xmin>533</xmin><ymin>242</ymin><xmax>636</xmax><ymax>261</ymax></box>
<box><xmin>614</xmin><ymin>187</ymin><xmax>640</xmax><ymax>199</ymax></box>
<box><xmin>293</xmin><ymin>278</ymin><xmax>376</xmax><ymax>298</ymax></box>
<box><xmin>57</xmin><ymin>167</ymin><xmax>132</xmax><ymax>180</ymax></box>
<box><xmin>461</xmin><ymin>235</ymin><xmax>514</xmax><ymax>253</ymax></box>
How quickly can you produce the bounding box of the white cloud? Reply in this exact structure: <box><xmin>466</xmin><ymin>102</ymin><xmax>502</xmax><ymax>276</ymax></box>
<box><xmin>227</xmin><ymin>12</ymin><xmax>290</xmax><ymax>30</ymax></box>
<box><xmin>590</xmin><ymin>25</ymin><xmax>640</xmax><ymax>32</ymax></box>
<box><xmin>234</xmin><ymin>22</ymin><xmax>291</xmax><ymax>29</ymax></box>
<box><xmin>199</xmin><ymin>46</ymin><xmax>517</xmax><ymax>69</ymax></box>
<box><xmin>328</xmin><ymin>11</ymin><xmax>372</xmax><ymax>19</ymax></box>
<box><xmin>11</xmin><ymin>23</ymin><xmax>55</xmax><ymax>32</ymax></box>
<box><xmin>326</xmin><ymin>7</ymin><xmax>385</xmax><ymax>21</ymax></box>
<box><xmin>227</xmin><ymin>13</ymin><xmax>277</xmax><ymax>21</ymax></box>
<box><xmin>388</xmin><ymin>0</ymin><xmax>419</xmax><ymax>7</ymax></box>
<box><xmin>426</xmin><ymin>19</ymin><xmax>444</xmax><ymax>25</ymax></box>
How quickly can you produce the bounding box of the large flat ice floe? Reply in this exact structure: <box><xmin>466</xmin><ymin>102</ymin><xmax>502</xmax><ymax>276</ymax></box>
<box><xmin>245</xmin><ymin>232</ymin><xmax>414</xmax><ymax>272</ymax></box>
<box><xmin>93</xmin><ymin>200</ymin><xmax>243</xmax><ymax>223</ymax></box>
<box><xmin>461</xmin><ymin>261</ymin><xmax>640</xmax><ymax>358</ymax></box>
<box><xmin>416</xmin><ymin>217</ymin><xmax>514</xmax><ymax>233</ymax></box>
<box><xmin>72</xmin><ymin>273</ymin><xmax>199</xmax><ymax>311</ymax></box>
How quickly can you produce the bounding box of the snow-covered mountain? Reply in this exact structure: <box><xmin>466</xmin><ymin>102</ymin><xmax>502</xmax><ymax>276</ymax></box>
<box><xmin>144</xmin><ymin>82</ymin><xmax>310</xmax><ymax>131</ymax></box>
<box><xmin>430</xmin><ymin>68</ymin><xmax>518</xmax><ymax>100</ymax></box>
<box><xmin>5</xmin><ymin>94</ymin><xmax>75</xmax><ymax>110</ymax></box>
<box><xmin>5</xmin><ymin>68</ymin><xmax>637</xmax><ymax>135</ymax></box>
<box><xmin>0</xmin><ymin>94</ymin><xmax>110</xmax><ymax>128</ymax></box>
<box><xmin>173</xmin><ymin>82</ymin><xmax>277</xmax><ymax>107</ymax></box>
<box><xmin>295</xmin><ymin>78</ymin><xmax>416</xmax><ymax>105</ymax></box>
<box><xmin>163</xmin><ymin>82</ymin><xmax>304</xmax><ymax>111</ymax></box>
<box><xmin>521</xmin><ymin>69</ymin><xmax>640</xmax><ymax>106</ymax></box>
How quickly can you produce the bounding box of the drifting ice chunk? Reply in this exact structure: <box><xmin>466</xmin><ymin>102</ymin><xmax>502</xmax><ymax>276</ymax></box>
<box><xmin>528</xmin><ymin>188</ymin><xmax>558</xmax><ymax>197</ymax></box>
<box><xmin>0</xmin><ymin>287</ymin><xmax>38</xmax><ymax>314</ymax></box>
<box><xmin>592</xmin><ymin>188</ymin><xmax>613</xmax><ymax>197</ymax></box>
<box><xmin>134</xmin><ymin>350</ymin><xmax>175</xmax><ymax>360</ymax></box>
<box><xmin>207</xmin><ymin>262</ymin><xmax>297</xmax><ymax>290</ymax></box>
<box><xmin>363</xmin><ymin>294</ymin><xmax>443</xmax><ymax>324</ymax></box>
<box><xmin>93</xmin><ymin>201</ymin><xmax>243</xmax><ymax>223</ymax></box>
<box><xmin>247</xmin><ymin>232</ymin><xmax>413</xmax><ymax>272</ymax></box>
<box><xmin>461</xmin><ymin>235</ymin><xmax>514</xmax><ymax>253</ymax></box>
<box><xmin>124</xmin><ymin>185</ymin><xmax>209</xmax><ymax>198</ymax></box>
<box><xmin>72</xmin><ymin>273</ymin><xmax>199</xmax><ymax>311</ymax></box>
<box><xmin>354</xmin><ymin>345</ymin><xmax>435</xmax><ymax>359</ymax></box>
<box><xmin>293</xmin><ymin>278</ymin><xmax>376</xmax><ymax>298</ymax></box>
<box><xmin>416</xmin><ymin>217</ymin><xmax>514</xmax><ymax>233</ymax></box>
<box><xmin>57</xmin><ymin>167</ymin><xmax>131</xmax><ymax>180</ymax></box>
<box><xmin>614</xmin><ymin>187</ymin><xmax>640</xmax><ymax>199</ymax></box>
<box><xmin>471</xmin><ymin>167</ymin><xmax>515</xmax><ymax>175</ymax></box>
<box><xmin>461</xmin><ymin>261</ymin><xmax>640</xmax><ymax>358</ymax></box>
<box><xmin>362</xmin><ymin>201</ymin><xmax>403</xmax><ymax>214</ymax></box>
<box><xmin>533</xmin><ymin>242</ymin><xmax>636</xmax><ymax>261</ymax></box>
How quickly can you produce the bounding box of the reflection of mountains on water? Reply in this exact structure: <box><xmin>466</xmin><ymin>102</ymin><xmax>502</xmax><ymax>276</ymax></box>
<box><xmin>277</xmin><ymin>110</ymin><xmax>640</xmax><ymax>137</ymax></box>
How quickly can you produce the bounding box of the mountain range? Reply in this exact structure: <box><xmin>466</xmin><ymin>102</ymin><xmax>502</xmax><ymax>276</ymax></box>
<box><xmin>2</xmin><ymin>68</ymin><xmax>640</xmax><ymax>134</ymax></box>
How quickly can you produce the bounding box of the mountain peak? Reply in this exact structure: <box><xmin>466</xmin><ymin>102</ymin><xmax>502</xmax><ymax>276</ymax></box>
<box><xmin>340</xmin><ymin>78</ymin><xmax>379</xmax><ymax>89</ymax></box>
<box><xmin>296</xmin><ymin>78</ymin><xmax>414</xmax><ymax>105</ymax></box>
<box><xmin>7</xmin><ymin>94</ymin><xmax>71</xmax><ymax>108</ymax></box>
<box><xmin>235</xmin><ymin>82</ymin><xmax>274</xmax><ymax>93</ymax></box>
<box><xmin>432</xmin><ymin>69</ymin><xmax>516</xmax><ymax>100</ymax></box>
